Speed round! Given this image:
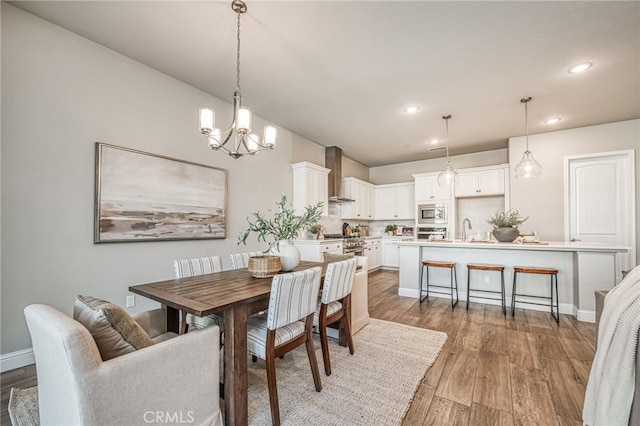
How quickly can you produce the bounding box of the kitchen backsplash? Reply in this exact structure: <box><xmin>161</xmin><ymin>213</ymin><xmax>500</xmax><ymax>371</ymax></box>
<box><xmin>316</xmin><ymin>202</ymin><xmax>414</xmax><ymax>237</ymax></box>
<box><xmin>455</xmin><ymin>196</ymin><xmax>504</xmax><ymax>239</ymax></box>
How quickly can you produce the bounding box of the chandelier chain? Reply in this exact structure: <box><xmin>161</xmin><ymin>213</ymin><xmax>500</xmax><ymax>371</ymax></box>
<box><xmin>236</xmin><ymin>10</ymin><xmax>242</xmax><ymax>91</ymax></box>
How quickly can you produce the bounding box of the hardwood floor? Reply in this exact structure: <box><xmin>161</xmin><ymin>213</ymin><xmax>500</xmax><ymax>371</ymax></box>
<box><xmin>0</xmin><ymin>269</ymin><xmax>595</xmax><ymax>425</ymax></box>
<box><xmin>367</xmin><ymin>269</ymin><xmax>595</xmax><ymax>426</ymax></box>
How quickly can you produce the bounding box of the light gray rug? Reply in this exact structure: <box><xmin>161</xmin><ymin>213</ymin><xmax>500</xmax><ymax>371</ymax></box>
<box><xmin>8</xmin><ymin>319</ymin><xmax>447</xmax><ymax>426</ymax></box>
<box><xmin>247</xmin><ymin>318</ymin><xmax>448</xmax><ymax>425</ymax></box>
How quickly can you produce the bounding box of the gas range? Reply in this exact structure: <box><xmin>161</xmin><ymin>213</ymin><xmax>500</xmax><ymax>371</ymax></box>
<box><xmin>323</xmin><ymin>234</ymin><xmax>365</xmax><ymax>254</ymax></box>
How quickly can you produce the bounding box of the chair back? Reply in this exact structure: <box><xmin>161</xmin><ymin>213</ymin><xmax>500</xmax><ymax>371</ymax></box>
<box><xmin>267</xmin><ymin>267</ymin><xmax>322</xmax><ymax>330</ymax></box>
<box><xmin>25</xmin><ymin>304</ymin><xmax>99</xmax><ymax>425</ymax></box>
<box><xmin>174</xmin><ymin>256</ymin><xmax>222</xmax><ymax>278</ymax></box>
<box><xmin>229</xmin><ymin>251</ymin><xmax>263</xmax><ymax>270</ymax></box>
<box><xmin>321</xmin><ymin>257</ymin><xmax>358</xmax><ymax>304</ymax></box>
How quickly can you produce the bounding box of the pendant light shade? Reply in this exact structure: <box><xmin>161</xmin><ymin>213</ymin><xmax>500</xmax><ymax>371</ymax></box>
<box><xmin>437</xmin><ymin>114</ymin><xmax>459</xmax><ymax>186</ymax></box>
<box><xmin>514</xmin><ymin>97</ymin><xmax>542</xmax><ymax>179</ymax></box>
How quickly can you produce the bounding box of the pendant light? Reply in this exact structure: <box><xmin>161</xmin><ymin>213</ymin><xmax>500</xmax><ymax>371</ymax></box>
<box><xmin>514</xmin><ymin>97</ymin><xmax>542</xmax><ymax>179</ymax></box>
<box><xmin>437</xmin><ymin>114</ymin><xmax>459</xmax><ymax>186</ymax></box>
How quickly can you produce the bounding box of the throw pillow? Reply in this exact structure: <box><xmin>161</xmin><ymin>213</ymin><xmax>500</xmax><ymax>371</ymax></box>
<box><xmin>74</xmin><ymin>295</ymin><xmax>154</xmax><ymax>361</ymax></box>
<box><xmin>323</xmin><ymin>252</ymin><xmax>355</xmax><ymax>263</ymax></box>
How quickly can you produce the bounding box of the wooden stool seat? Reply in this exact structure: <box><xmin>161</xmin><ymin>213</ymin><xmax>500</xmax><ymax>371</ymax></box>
<box><xmin>513</xmin><ymin>266</ymin><xmax>558</xmax><ymax>275</ymax></box>
<box><xmin>419</xmin><ymin>261</ymin><xmax>458</xmax><ymax>309</ymax></box>
<box><xmin>511</xmin><ymin>266</ymin><xmax>559</xmax><ymax>323</ymax></box>
<box><xmin>466</xmin><ymin>264</ymin><xmax>506</xmax><ymax>313</ymax></box>
<box><xmin>422</xmin><ymin>261</ymin><xmax>456</xmax><ymax>269</ymax></box>
<box><xmin>467</xmin><ymin>264</ymin><xmax>505</xmax><ymax>272</ymax></box>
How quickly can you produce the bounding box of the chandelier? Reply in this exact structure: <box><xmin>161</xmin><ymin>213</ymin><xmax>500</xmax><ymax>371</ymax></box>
<box><xmin>199</xmin><ymin>0</ymin><xmax>277</xmax><ymax>159</ymax></box>
<box><xmin>514</xmin><ymin>97</ymin><xmax>542</xmax><ymax>179</ymax></box>
<box><xmin>437</xmin><ymin>114</ymin><xmax>459</xmax><ymax>186</ymax></box>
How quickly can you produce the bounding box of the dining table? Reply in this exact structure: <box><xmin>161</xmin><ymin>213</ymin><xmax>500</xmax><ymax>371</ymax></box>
<box><xmin>129</xmin><ymin>260</ymin><xmax>334</xmax><ymax>426</ymax></box>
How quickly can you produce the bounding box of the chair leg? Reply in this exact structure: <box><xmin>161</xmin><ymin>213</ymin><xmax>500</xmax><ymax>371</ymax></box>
<box><xmin>551</xmin><ymin>274</ymin><xmax>559</xmax><ymax>323</ymax></box>
<box><xmin>305</xmin><ymin>316</ymin><xmax>322</xmax><ymax>391</ymax></box>
<box><xmin>342</xmin><ymin>297</ymin><xmax>355</xmax><ymax>355</ymax></box>
<box><xmin>265</xmin><ymin>352</ymin><xmax>280</xmax><ymax>426</ymax></box>
<box><xmin>180</xmin><ymin>310</ymin><xmax>189</xmax><ymax>335</ymax></box>
<box><xmin>451</xmin><ymin>265</ymin><xmax>458</xmax><ymax>309</ymax></box>
<box><xmin>318</xmin><ymin>305</ymin><xmax>332</xmax><ymax>376</ymax></box>
<box><xmin>419</xmin><ymin>264</ymin><xmax>426</xmax><ymax>303</ymax></box>
<box><xmin>466</xmin><ymin>268</ymin><xmax>471</xmax><ymax>310</ymax></box>
<box><xmin>501</xmin><ymin>270</ymin><xmax>506</xmax><ymax>315</ymax></box>
<box><xmin>511</xmin><ymin>271</ymin><xmax>517</xmax><ymax>316</ymax></box>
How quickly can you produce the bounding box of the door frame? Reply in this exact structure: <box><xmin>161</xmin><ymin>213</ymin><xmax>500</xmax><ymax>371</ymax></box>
<box><xmin>563</xmin><ymin>149</ymin><xmax>636</xmax><ymax>278</ymax></box>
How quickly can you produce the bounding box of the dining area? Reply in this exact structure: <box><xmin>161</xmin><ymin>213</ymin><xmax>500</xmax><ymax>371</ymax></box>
<box><xmin>129</xmin><ymin>255</ymin><xmax>360</xmax><ymax>426</ymax></box>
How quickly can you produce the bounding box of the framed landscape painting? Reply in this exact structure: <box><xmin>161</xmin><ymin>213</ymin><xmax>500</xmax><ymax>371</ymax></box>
<box><xmin>95</xmin><ymin>143</ymin><xmax>227</xmax><ymax>243</ymax></box>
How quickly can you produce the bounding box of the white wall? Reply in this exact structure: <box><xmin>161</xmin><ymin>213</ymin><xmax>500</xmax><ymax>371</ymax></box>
<box><xmin>1</xmin><ymin>4</ymin><xmax>296</xmax><ymax>355</ymax></box>
<box><xmin>509</xmin><ymin>119</ymin><xmax>639</xmax><ymax>264</ymax></box>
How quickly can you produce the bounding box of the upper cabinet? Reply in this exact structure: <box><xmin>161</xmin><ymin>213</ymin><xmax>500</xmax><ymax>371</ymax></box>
<box><xmin>455</xmin><ymin>165</ymin><xmax>507</xmax><ymax>198</ymax></box>
<box><xmin>291</xmin><ymin>162</ymin><xmax>330</xmax><ymax>216</ymax></box>
<box><xmin>375</xmin><ymin>182</ymin><xmax>415</xmax><ymax>220</ymax></box>
<box><xmin>341</xmin><ymin>177</ymin><xmax>375</xmax><ymax>220</ymax></box>
<box><xmin>413</xmin><ymin>173</ymin><xmax>453</xmax><ymax>202</ymax></box>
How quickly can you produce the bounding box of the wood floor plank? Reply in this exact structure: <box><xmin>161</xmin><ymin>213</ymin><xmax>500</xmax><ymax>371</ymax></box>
<box><xmin>423</xmin><ymin>396</ymin><xmax>470</xmax><ymax>426</ymax></box>
<box><xmin>510</xmin><ymin>363</ymin><xmax>557</xmax><ymax>426</ymax></box>
<box><xmin>424</xmin><ymin>342</ymin><xmax>454</xmax><ymax>387</ymax></box>
<box><xmin>481</xmin><ymin>323</ymin><xmax>509</xmax><ymax>356</ymax></box>
<box><xmin>470</xmin><ymin>403</ymin><xmax>514</xmax><ymax>426</ymax></box>
<box><xmin>402</xmin><ymin>381</ymin><xmax>436</xmax><ymax>425</ymax></box>
<box><xmin>523</xmin><ymin>309</ymin><xmax>554</xmax><ymax>329</ymax></box>
<box><xmin>544</xmin><ymin>358</ymin><xmax>587</xmax><ymax>422</ymax></box>
<box><xmin>464</xmin><ymin>302</ymin><xmax>486</xmax><ymax>323</ymax></box>
<box><xmin>505</xmin><ymin>308</ymin><xmax>531</xmax><ymax>332</ymax></box>
<box><xmin>557</xmin><ymin>331</ymin><xmax>595</xmax><ymax>362</ymax></box>
<box><xmin>473</xmin><ymin>352</ymin><xmax>512</xmax><ymax>413</ymax></box>
<box><xmin>567</xmin><ymin>357</ymin><xmax>593</xmax><ymax>386</ymax></box>
<box><xmin>484</xmin><ymin>304</ymin><xmax>507</xmax><ymax>326</ymax></box>
<box><xmin>529</xmin><ymin>325</ymin><xmax>569</xmax><ymax>361</ymax></box>
<box><xmin>453</xmin><ymin>320</ymin><xmax>484</xmax><ymax>351</ymax></box>
<box><xmin>507</xmin><ymin>329</ymin><xmax>536</xmax><ymax>369</ymax></box>
<box><xmin>435</xmin><ymin>347</ymin><xmax>478</xmax><ymax>406</ymax></box>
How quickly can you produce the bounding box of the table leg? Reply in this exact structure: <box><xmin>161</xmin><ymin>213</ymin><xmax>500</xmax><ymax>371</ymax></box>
<box><xmin>166</xmin><ymin>305</ymin><xmax>180</xmax><ymax>334</ymax></box>
<box><xmin>223</xmin><ymin>304</ymin><xmax>249</xmax><ymax>426</ymax></box>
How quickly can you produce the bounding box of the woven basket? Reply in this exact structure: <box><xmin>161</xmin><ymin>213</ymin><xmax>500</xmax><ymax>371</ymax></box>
<box><xmin>248</xmin><ymin>255</ymin><xmax>282</xmax><ymax>278</ymax></box>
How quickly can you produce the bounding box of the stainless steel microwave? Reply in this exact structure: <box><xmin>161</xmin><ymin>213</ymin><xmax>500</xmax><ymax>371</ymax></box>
<box><xmin>418</xmin><ymin>203</ymin><xmax>447</xmax><ymax>224</ymax></box>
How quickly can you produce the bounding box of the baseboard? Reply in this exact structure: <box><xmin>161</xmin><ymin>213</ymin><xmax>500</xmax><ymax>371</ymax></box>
<box><xmin>576</xmin><ymin>309</ymin><xmax>596</xmax><ymax>323</ymax></box>
<box><xmin>1</xmin><ymin>348</ymin><xmax>35</xmax><ymax>373</ymax></box>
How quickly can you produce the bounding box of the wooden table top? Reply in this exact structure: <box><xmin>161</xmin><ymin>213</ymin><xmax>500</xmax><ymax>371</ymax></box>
<box><xmin>129</xmin><ymin>261</ymin><xmax>327</xmax><ymax>317</ymax></box>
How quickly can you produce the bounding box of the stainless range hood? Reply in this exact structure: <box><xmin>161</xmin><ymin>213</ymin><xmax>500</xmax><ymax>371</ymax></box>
<box><xmin>325</xmin><ymin>146</ymin><xmax>355</xmax><ymax>203</ymax></box>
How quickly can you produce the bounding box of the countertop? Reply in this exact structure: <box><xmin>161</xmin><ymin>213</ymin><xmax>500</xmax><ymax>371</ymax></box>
<box><xmin>397</xmin><ymin>239</ymin><xmax>630</xmax><ymax>253</ymax></box>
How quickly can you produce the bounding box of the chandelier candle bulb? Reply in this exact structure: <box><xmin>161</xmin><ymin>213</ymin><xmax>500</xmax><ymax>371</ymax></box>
<box><xmin>199</xmin><ymin>108</ymin><xmax>214</xmax><ymax>133</ymax></box>
<box><xmin>247</xmin><ymin>134</ymin><xmax>259</xmax><ymax>152</ymax></box>
<box><xmin>237</xmin><ymin>107</ymin><xmax>252</xmax><ymax>132</ymax></box>
<box><xmin>208</xmin><ymin>128</ymin><xmax>222</xmax><ymax>149</ymax></box>
<box><xmin>264</xmin><ymin>126</ymin><xmax>277</xmax><ymax>147</ymax></box>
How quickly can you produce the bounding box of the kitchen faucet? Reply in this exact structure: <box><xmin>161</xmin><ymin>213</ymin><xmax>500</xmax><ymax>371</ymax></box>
<box><xmin>462</xmin><ymin>218</ymin><xmax>472</xmax><ymax>242</ymax></box>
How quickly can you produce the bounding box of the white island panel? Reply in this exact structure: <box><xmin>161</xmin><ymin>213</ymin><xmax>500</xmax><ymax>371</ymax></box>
<box><xmin>398</xmin><ymin>240</ymin><xmax>628</xmax><ymax>322</ymax></box>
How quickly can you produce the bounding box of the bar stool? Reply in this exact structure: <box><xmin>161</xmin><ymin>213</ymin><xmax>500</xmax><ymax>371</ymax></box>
<box><xmin>466</xmin><ymin>263</ymin><xmax>506</xmax><ymax>314</ymax></box>
<box><xmin>419</xmin><ymin>261</ymin><xmax>458</xmax><ymax>309</ymax></box>
<box><xmin>511</xmin><ymin>266</ymin><xmax>559</xmax><ymax>323</ymax></box>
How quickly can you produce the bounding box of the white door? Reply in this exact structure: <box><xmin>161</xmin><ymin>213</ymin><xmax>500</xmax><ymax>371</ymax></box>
<box><xmin>565</xmin><ymin>150</ymin><xmax>636</xmax><ymax>281</ymax></box>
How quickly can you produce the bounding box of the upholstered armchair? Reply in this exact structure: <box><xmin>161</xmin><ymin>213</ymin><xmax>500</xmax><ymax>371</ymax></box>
<box><xmin>24</xmin><ymin>304</ymin><xmax>223</xmax><ymax>426</ymax></box>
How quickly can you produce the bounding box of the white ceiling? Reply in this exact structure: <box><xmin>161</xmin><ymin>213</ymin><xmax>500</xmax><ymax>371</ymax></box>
<box><xmin>10</xmin><ymin>0</ymin><xmax>640</xmax><ymax>167</ymax></box>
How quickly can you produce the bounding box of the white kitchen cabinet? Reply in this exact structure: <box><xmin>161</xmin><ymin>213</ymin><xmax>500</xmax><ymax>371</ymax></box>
<box><xmin>341</xmin><ymin>177</ymin><xmax>375</xmax><ymax>220</ymax></box>
<box><xmin>374</xmin><ymin>182</ymin><xmax>415</xmax><ymax>220</ymax></box>
<box><xmin>364</xmin><ymin>237</ymin><xmax>382</xmax><ymax>270</ymax></box>
<box><xmin>291</xmin><ymin>162</ymin><xmax>330</xmax><ymax>216</ymax></box>
<box><xmin>293</xmin><ymin>239</ymin><xmax>343</xmax><ymax>262</ymax></box>
<box><xmin>382</xmin><ymin>237</ymin><xmax>407</xmax><ymax>268</ymax></box>
<box><xmin>413</xmin><ymin>173</ymin><xmax>452</xmax><ymax>202</ymax></box>
<box><xmin>455</xmin><ymin>167</ymin><xmax>505</xmax><ymax>197</ymax></box>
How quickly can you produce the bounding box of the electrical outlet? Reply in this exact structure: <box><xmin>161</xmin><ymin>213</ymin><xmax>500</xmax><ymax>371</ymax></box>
<box><xmin>126</xmin><ymin>295</ymin><xmax>135</xmax><ymax>308</ymax></box>
<box><xmin>483</xmin><ymin>276</ymin><xmax>491</xmax><ymax>284</ymax></box>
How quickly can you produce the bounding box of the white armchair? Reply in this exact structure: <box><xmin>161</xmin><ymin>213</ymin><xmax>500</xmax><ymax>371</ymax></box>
<box><xmin>24</xmin><ymin>304</ymin><xmax>223</xmax><ymax>426</ymax></box>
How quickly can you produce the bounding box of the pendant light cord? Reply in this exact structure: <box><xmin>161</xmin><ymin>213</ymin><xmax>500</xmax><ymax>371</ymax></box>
<box><xmin>236</xmin><ymin>11</ymin><xmax>242</xmax><ymax>92</ymax></box>
<box><xmin>443</xmin><ymin>114</ymin><xmax>452</xmax><ymax>160</ymax></box>
<box><xmin>521</xmin><ymin>97</ymin><xmax>532</xmax><ymax>152</ymax></box>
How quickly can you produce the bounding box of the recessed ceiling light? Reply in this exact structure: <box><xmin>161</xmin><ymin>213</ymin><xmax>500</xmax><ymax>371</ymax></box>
<box><xmin>568</xmin><ymin>62</ymin><xmax>592</xmax><ymax>74</ymax></box>
<box><xmin>404</xmin><ymin>106</ymin><xmax>420</xmax><ymax>114</ymax></box>
<box><xmin>429</xmin><ymin>138</ymin><xmax>440</xmax><ymax>145</ymax></box>
<box><xmin>545</xmin><ymin>117</ymin><xmax>562</xmax><ymax>125</ymax></box>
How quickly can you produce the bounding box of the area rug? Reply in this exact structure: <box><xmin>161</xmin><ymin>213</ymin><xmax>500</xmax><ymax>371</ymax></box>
<box><xmin>247</xmin><ymin>318</ymin><xmax>448</xmax><ymax>425</ymax></box>
<box><xmin>8</xmin><ymin>386</ymin><xmax>39</xmax><ymax>426</ymax></box>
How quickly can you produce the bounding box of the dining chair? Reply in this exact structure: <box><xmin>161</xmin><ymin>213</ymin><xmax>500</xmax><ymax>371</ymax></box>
<box><xmin>173</xmin><ymin>256</ymin><xmax>224</xmax><ymax>335</ymax></box>
<box><xmin>246</xmin><ymin>267</ymin><xmax>323</xmax><ymax>426</ymax></box>
<box><xmin>314</xmin><ymin>257</ymin><xmax>358</xmax><ymax>376</ymax></box>
<box><xmin>229</xmin><ymin>251</ymin><xmax>263</xmax><ymax>270</ymax></box>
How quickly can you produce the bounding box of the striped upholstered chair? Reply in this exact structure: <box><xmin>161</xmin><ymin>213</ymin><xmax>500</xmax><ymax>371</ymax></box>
<box><xmin>247</xmin><ymin>267</ymin><xmax>323</xmax><ymax>426</ymax></box>
<box><xmin>173</xmin><ymin>256</ymin><xmax>224</xmax><ymax>335</ymax></box>
<box><xmin>229</xmin><ymin>251</ymin><xmax>263</xmax><ymax>270</ymax></box>
<box><xmin>314</xmin><ymin>257</ymin><xmax>358</xmax><ymax>376</ymax></box>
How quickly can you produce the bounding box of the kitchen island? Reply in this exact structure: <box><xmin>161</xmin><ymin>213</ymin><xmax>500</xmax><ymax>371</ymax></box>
<box><xmin>397</xmin><ymin>239</ymin><xmax>630</xmax><ymax>322</ymax></box>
